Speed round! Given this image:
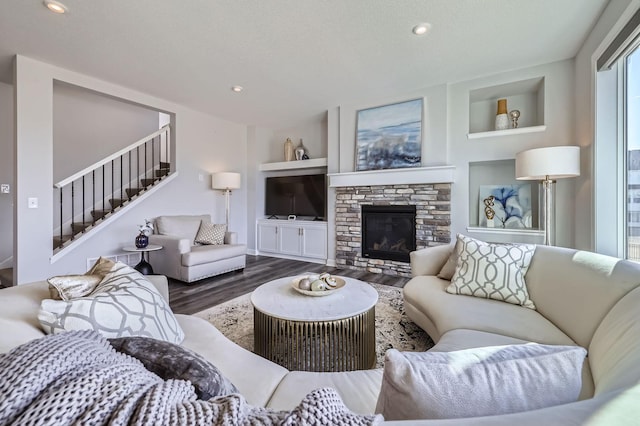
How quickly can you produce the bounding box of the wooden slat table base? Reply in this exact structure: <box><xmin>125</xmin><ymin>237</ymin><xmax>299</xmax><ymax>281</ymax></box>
<box><xmin>253</xmin><ymin>307</ymin><xmax>376</xmax><ymax>372</ymax></box>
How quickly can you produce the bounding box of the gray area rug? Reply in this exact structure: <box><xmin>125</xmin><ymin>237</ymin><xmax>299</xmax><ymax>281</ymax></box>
<box><xmin>194</xmin><ymin>282</ymin><xmax>434</xmax><ymax>368</ymax></box>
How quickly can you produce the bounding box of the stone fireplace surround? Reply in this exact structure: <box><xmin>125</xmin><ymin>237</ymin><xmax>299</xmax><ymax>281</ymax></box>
<box><xmin>334</xmin><ymin>182</ymin><xmax>451</xmax><ymax>277</ymax></box>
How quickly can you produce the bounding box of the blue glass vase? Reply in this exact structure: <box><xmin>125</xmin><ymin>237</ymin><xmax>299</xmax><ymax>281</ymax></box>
<box><xmin>135</xmin><ymin>233</ymin><xmax>149</xmax><ymax>249</ymax></box>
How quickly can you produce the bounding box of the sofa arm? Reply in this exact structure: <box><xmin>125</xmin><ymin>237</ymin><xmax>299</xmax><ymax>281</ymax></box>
<box><xmin>410</xmin><ymin>244</ymin><xmax>453</xmax><ymax>277</ymax></box>
<box><xmin>225</xmin><ymin>232</ymin><xmax>238</xmax><ymax>245</ymax></box>
<box><xmin>149</xmin><ymin>234</ymin><xmax>191</xmax><ymax>254</ymax></box>
<box><xmin>145</xmin><ymin>275</ymin><xmax>169</xmax><ymax>302</ymax></box>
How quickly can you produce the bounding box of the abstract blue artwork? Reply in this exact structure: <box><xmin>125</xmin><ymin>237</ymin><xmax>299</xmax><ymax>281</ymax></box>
<box><xmin>355</xmin><ymin>99</ymin><xmax>423</xmax><ymax>171</ymax></box>
<box><xmin>479</xmin><ymin>184</ymin><xmax>532</xmax><ymax>229</ymax></box>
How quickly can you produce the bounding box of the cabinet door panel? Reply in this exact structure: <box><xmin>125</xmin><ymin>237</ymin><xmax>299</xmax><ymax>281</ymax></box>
<box><xmin>257</xmin><ymin>223</ymin><xmax>278</xmax><ymax>253</ymax></box>
<box><xmin>279</xmin><ymin>225</ymin><xmax>302</xmax><ymax>255</ymax></box>
<box><xmin>301</xmin><ymin>227</ymin><xmax>327</xmax><ymax>259</ymax></box>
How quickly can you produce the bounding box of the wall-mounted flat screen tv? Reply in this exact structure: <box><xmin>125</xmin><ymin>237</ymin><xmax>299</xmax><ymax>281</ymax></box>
<box><xmin>265</xmin><ymin>174</ymin><xmax>326</xmax><ymax>219</ymax></box>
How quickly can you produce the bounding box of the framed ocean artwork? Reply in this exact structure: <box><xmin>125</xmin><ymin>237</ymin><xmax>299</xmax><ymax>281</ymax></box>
<box><xmin>479</xmin><ymin>184</ymin><xmax>533</xmax><ymax>229</ymax></box>
<box><xmin>355</xmin><ymin>98</ymin><xmax>423</xmax><ymax>171</ymax></box>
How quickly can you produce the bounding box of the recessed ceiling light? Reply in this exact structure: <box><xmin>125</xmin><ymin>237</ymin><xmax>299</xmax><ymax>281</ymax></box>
<box><xmin>412</xmin><ymin>23</ymin><xmax>431</xmax><ymax>36</ymax></box>
<box><xmin>44</xmin><ymin>0</ymin><xmax>68</xmax><ymax>14</ymax></box>
<box><xmin>231</xmin><ymin>85</ymin><xmax>243</xmax><ymax>93</ymax></box>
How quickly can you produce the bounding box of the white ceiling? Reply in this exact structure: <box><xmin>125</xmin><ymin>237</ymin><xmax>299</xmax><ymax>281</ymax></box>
<box><xmin>0</xmin><ymin>0</ymin><xmax>608</xmax><ymax>129</ymax></box>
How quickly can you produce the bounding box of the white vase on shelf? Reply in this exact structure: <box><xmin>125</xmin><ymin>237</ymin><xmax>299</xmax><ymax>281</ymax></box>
<box><xmin>284</xmin><ymin>138</ymin><xmax>294</xmax><ymax>161</ymax></box>
<box><xmin>494</xmin><ymin>99</ymin><xmax>510</xmax><ymax>130</ymax></box>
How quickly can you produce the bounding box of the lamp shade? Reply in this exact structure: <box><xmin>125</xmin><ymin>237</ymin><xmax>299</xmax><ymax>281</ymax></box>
<box><xmin>515</xmin><ymin>146</ymin><xmax>580</xmax><ymax>180</ymax></box>
<box><xmin>211</xmin><ymin>172</ymin><xmax>241</xmax><ymax>190</ymax></box>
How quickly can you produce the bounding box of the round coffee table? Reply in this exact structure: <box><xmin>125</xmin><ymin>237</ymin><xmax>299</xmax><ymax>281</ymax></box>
<box><xmin>251</xmin><ymin>275</ymin><xmax>378</xmax><ymax>372</ymax></box>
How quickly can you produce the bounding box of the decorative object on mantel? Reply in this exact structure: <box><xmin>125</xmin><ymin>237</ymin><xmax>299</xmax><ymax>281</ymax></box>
<box><xmin>135</xmin><ymin>219</ymin><xmax>154</xmax><ymax>248</ymax></box>
<box><xmin>294</xmin><ymin>139</ymin><xmax>307</xmax><ymax>160</ymax></box>
<box><xmin>355</xmin><ymin>98</ymin><xmax>423</xmax><ymax>171</ymax></box>
<box><xmin>495</xmin><ymin>98</ymin><xmax>510</xmax><ymax>130</ymax></box>
<box><xmin>478</xmin><ymin>184</ymin><xmax>532</xmax><ymax>229</ymax></box>
<box><xmin>284</xmin><ymin>138</ymin><xmax>294</xmax><ymax>161</ymax></box>
<box><xmin>509</xmin><ymin>109</ymin><xmax>521</xmax><ymax>128</ymax></box>
<box><xmin>516</xmin><ymin>146</ymin><xmax>580</xmax><ymax>246</ymax></box>
<box><xmin>211</xmin><ymin>172</ymin><xmax>241</xmax><ymax>227</ymax></box>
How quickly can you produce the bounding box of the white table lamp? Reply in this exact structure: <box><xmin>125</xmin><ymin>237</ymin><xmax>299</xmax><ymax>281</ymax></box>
<box><xmin>515</xmin><ymin>146</ymin><xmax>580</xmax><ymax>245</ymax></box>
<box><xmin>211</xmin><ymin>172</ymin><xmax>241</xmax><ymax>227</ymax></box>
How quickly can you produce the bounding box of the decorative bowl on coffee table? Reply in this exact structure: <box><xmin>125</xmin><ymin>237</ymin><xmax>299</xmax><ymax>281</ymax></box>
<box><xmin>291</xmin><ymin>276</ymin><xmax>346</xmax><ymax>297</ymax></box>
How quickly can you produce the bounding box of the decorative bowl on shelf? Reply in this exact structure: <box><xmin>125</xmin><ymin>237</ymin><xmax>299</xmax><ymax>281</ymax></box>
<box><xmin>291</xmin><ymin>274</ymin><xmax>346</xmax><ymax>297</ymax></box>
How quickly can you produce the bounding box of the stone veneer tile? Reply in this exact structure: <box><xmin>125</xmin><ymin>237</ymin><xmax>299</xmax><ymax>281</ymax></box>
<box><xmin>334</xmin><ymin>183</ymin><xmax>451</xmax><ymax>277</ymax></box>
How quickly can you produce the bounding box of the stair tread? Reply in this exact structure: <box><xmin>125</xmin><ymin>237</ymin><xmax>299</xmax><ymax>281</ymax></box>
<box><xmin>56</xmin><ymin>165</ymin><xmax>172</xmax><ymax>252</ymax></box>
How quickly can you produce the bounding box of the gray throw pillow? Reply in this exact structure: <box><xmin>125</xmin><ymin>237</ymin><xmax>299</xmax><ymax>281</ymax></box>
<box><xmin>109</xmin><ymin>336</ymin><xmax>238</xmax><ymax>400</ymax></box>
<box><xmin>376</xmin><ymin>344</ymin><xmax>587</xmax><ymax>420</ymax></box>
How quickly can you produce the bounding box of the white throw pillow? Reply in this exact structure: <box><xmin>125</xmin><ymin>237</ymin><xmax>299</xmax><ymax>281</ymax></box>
<box><xmin>447</xmin><ymin>234</ymin><xmax>536</xmax><ymax>309</ymax></box>
<box><xmin>376</xmin><ymin>344</ymin><xmax>587</xmax><ymax>420</ymax></box>
<box><xmin>195</xmin><ymin>223</ymin><xmax>227</xmax><ymax>245</ymax></box>
<box><xmin>38</xmin><ymin>262</ymin><xmax>184</xmax><ymax>344</ymax></box>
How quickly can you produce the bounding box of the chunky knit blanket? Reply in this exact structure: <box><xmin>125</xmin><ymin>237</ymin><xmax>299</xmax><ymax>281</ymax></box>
<box><xmin>0</xmin><ymin>331</ymin><xmax>382</xmax><ymax>425</ymax></box>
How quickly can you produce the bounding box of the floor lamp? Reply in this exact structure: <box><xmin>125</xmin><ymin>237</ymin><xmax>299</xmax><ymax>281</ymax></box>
<box><xmin>515</xmin><ymin>146</ymin><xmax>580</xmax><ymax>246</ymax></box>
<box><xmin>211</xmin><ymin>172</ymin><xmax>241</xmax><ymax>227</ymax></box>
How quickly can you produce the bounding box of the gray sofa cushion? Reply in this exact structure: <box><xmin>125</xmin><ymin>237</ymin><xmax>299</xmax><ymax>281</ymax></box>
<box><xmin>182</xmin><ymin>244</ymin><xmax>247</xmax><ymax>267</ymax></box>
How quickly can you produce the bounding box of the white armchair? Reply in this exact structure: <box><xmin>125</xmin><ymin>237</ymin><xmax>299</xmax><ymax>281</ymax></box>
<box><xmin>148</xmin><ymin>214</ymin><xmax>246</xmax><ymax>283</ymax></box>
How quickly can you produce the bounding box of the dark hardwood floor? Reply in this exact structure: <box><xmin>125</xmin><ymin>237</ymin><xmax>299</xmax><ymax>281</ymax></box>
<box><xmin>168</xmin><ymin>255</ymin><xmax>410</xmax><ymax>315</ymax></box>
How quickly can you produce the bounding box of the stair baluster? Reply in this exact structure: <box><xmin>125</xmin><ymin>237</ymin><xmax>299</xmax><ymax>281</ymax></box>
<box><xmin>53</xmin><ymin>125</ymin><xmax>171</xmax><ymax>252</ymax></box>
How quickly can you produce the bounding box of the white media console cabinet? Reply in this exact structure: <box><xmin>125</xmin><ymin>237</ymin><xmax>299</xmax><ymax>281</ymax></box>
<box><xmin>257</xmin><ymin>219</ymin><xmax>327</xmax><ymax>264</ymax></box>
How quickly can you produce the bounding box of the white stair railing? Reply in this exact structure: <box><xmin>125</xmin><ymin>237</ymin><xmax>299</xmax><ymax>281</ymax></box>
<box><xmin>53</xmin><ymin>125</ymin><xmax>171</xmax><ymax>252</ymax></box>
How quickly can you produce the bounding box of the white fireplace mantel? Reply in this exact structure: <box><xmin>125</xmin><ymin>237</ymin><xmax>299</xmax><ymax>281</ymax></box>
<box><xmin>328</xmin><ymin>165</ymin><xmax>456</xmax><ymax>188</ymax></box>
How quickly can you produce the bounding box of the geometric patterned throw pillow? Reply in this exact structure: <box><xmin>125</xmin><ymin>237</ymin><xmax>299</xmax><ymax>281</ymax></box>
<box><xmin>446</xmin><ymin>234</ymin><xmax>536</xmax><ymax>309</ymax></box>
<box><xmin>38</xmin><ymin>262</ymin><xmax>184</xmax><ymax>343</ymax></box>
<box><xmin>195</xmin><ymin>222</ymin><xmax>227</xmax><ymax>245</ymax></box>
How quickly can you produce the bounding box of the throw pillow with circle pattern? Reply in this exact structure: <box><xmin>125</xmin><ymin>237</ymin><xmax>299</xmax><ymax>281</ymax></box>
<box><xmin>195</xmin><ymin>223</ymin><xmax>227</xmax><ymax>245</ymax></box>
<box><xmin>446</xmin><ymin>234</ymin><xmax>536</xmax><ymax>309</ymax></box>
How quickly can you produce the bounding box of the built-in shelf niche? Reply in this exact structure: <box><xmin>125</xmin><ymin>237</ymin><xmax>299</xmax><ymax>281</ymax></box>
<box><xmin>468</xmin><ymin>77</ymin><xmax>545</xmax><ymax>137</ymax></box>
<box><xmin>468</xmin><ymin>159</ymin><xmax>543</xmax><ymax>244</ymax></box>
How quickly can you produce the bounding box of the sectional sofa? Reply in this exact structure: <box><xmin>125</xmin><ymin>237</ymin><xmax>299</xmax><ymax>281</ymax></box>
<box><xmin>1</xmin><ymin>244</ymin><xmax>639</xmax><ymax>424</ymax></box>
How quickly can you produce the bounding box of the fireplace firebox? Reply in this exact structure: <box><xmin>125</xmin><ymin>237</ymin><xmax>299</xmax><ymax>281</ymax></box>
<box><xmin>361</xmin><ymin>205</ymin><xmax>417</xmax><ymax>263</ymax></box>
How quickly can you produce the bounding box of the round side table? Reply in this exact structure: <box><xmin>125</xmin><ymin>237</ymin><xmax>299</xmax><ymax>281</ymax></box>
<box><xmin>122</xmin><ymin>244</ymin><xmax>163</xmax><ymax>275</ymax></box>
<box><xmin>251</xmin><ymin>275</ymin><xmax>378</xmax><ymax>372</ymax></box>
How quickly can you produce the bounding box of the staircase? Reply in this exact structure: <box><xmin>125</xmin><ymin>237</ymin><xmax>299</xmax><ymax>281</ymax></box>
<box><xmin>53</xmin><ymin>126</ymin><xmax>172</xmax><ymax>253</ymax></box>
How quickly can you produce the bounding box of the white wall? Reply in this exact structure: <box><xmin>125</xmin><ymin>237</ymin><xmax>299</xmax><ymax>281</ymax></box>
<box><xmin>336</xmin><ymin>85</ymin><xmax>449</xmax><ymax>173</ymax></box>
<box><xmin>52</xmin><ymin>82</ymin><xmax>159</xmax><ymax>182</ymax></box>
<box><xmin>0</xmin><ymin>81</ymin><xmax>13</xmax><ymax>268</ymax></box>
<box><xmin>247</xmin><ymin>114</ymin><xmax>328</xmax><ymax>254</ymax></box>
<box><xmin>14</xmin><ymin>55</ymin><xmax>247</xmax><ymax>284</ymax></box>
<box><xmin>449</xmin><ymin>60</ymin><xmax>576</xmax><ymax>248</ymax></box>
<box><xmin>327</xmin><ymin>63</ymin><xmax>575</xmax><ymax>251</ymax></box>
<box><xmin>268</xmin><ymin>113</ymin><xmax>328</xmax><ymax>162</ymax></box>
<box><xmin>246</xmin><ymin>125</ymin><xmax>274</xmax><ymax>254</ymax></box>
